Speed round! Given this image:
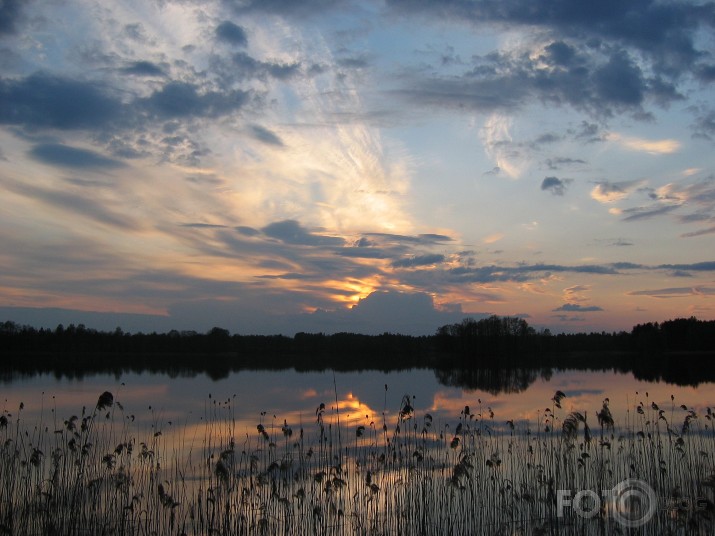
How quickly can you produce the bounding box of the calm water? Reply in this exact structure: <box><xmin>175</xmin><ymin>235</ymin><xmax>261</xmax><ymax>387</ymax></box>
<box><xmin>3</xmin><ymin>367</ymin><xmax>715</xmax><ymax>535</ymax></box>
<box><xmin>3</xmin><ymin>367</ymin><xmax>715</xmax><ymax>438</ymax></box>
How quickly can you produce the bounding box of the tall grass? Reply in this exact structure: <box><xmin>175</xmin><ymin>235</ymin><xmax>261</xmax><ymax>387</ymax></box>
<box><xmin>1</xmin><ymin>388</ymin><xmax>714</xmax><ymax>535</ymax></box>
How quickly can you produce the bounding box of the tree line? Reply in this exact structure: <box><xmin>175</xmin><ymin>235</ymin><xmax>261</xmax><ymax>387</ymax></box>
<box><xmin>1</xmin><ymin>316</ymin><xmax>713</xmax><ymax>385</ymax></box>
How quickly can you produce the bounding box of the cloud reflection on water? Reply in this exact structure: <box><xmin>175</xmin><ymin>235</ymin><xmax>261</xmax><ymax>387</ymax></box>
<box><xmin>3</xmin><ymin>369</ymin><xmax>715</xmax><ymax>445</ymax></box>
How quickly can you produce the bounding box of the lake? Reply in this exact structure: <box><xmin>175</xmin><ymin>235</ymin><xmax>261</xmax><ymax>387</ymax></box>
<box><xmin>4</xmin><ymin>367</ymin><xmax>715</xmax><ymax>439</ymax></box>
<box><xmin>3</xmin><ymin>367</ymin><xmax>715</xmax><ymax>535</ymax></box>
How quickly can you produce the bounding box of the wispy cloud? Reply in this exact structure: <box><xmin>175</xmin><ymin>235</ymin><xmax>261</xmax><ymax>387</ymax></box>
<box><xmin>590</xmin><ymin>180</ymin><xmax>644</xmax><ymax>203</ymax></box>
<box><xmin>552</xmin><ymin>303</ymin><xmax>604</xmax><ymax>313</ymax></box>
<box><xmin>607</xmin><ymin>133</ymin><xmax>681</xmax><ymax>154</ymax></box>
<box><xmin>628</xmin><ymin>286</ymin><xmax>715</xmax><ymax>299</ymax></box>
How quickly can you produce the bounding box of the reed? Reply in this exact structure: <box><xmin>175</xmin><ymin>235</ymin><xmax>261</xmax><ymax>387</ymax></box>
<box><xmin>1</xmin><ymin>387</ymin><xmax>714</xmax><ymax>535</ymax></box>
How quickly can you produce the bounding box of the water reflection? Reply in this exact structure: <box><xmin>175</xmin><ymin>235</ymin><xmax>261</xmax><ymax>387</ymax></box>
<box><xmin>3</xmin><ymin>369</ymin><xmax>715</xmax><ymax>440</ymax></box>
<box><xmin>434</xmin><ymin>366</ymin><xmax>553</xmax><ymax>394</ymax></box>
<box><xmin>3</xmin><ymin>368</ymin><xmax>715</xmax><ymax>535</ymax></box>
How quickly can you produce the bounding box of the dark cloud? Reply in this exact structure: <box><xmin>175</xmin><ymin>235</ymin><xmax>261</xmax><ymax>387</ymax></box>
<box><xmin>257</xmin><ymin>272</ymin><xmax>316</xmax><ymax>280</ymax></box>
<box><xmin>573</xmin><ymin>121</ymin><xmax>605</xmax><ymax>143</ymax></box>
<box><xmin>468</xmin><ymin>260</ymin><xmax>714</xmax><ymax>280</ymax></box>
<box><xmin>541</xmin><ymin>176</ymin><xmax>573</xmax><ymax>195</ymax></box>
<box><xmin>610</xmin><ymin>238</ymin><xmax>634</xmax><ymax>247</ymax></box>
<box><xmin>552</xmin><ymin>303</ymin><xmax>604</xmax><ymax>312</ymax></box>
<box><xmin>593</xmin><ymin>50</ymin><xmax>644</xmax><ymax>107</ymax></box>
<box><xmin>336</xmin><ymin>247</ymin><xmax>388</xmax><ymax>259</ymax></box>
<box><xmin>236</xmin><ymin>226</ymin><xmax>260</xmax><ymax>236</ymax></box>
<box><xmin>216</xmin><ymin>21</ymin><xmax>248</xmax><ymax>46</ymax></box>
<box><xmin>682</xmin><ymin>225</ymin><xmax>715</xmax><ymax>238</ymax></box>
<box><xmin>0</xmin><ymin>72</ymin><xmax>123</xmax><ymax>130</ymax></box>
<box><xmin>621</xmin><ymin>204</ymin><xmax>679</xmax><ymax>221</ymax></box>
<box><xmin>447</xmin><ymin>262</ymin><xmax>623</xmax><ymax>284</ymax></box>
<box><xmin>386</xmin><ymin>0</ymin><xmax>715</xmax><ymax>76</ymax></box>
<box><xmin>693</xmin><ymin>110</ymin><xmax>715</xmax><ymax>140</ymax></box>
<box><xmin>658</xmin><ymin>261</ymin><xmax>715</xmax><ymax>272</ymax></box>
<box><xmin>29</xmin><ymin>144</ymin><xmax>125</xmax><ymax>169</ymax></box>
<box><xmin>250</xmin><ymin>125</ymin><xmax>284</xmax><ymax>146</ymax></box>
<box><xmin>591</xmin><ymin>179</ymin><xmax>640</xmax><ymax>200</ymax></box>
<box><xmin>545</xmin><ymin>157</ymin><xmax>587</xmax><ymax>170</ymax></box>
<box><xmin>231</xmin><ymin>52</ymin><xmax>301</xmax><ymax>80</ymax></box>
<box><xmin>533</xmin><ymin>132</ymin><xmax>561</xmax><ymax>145</ymax></box>
<box><xmin>542</xmin><ymin>41</ymin><xmax>577</xmax><ymax>67</ymax></box>
<box><xmin>386</xmin><ymin>0</ymin><xmax>714</xmax><ymax>119</ymax></box>
<box><xmin>392</xmin><ymin>254</ymin><xmax>445</xmax><ymax>268</ymax></box>
<box><xmin>394</xmin><ymin>46</ymin><xmax>657</xmax><ymax>117</ymax></box>
<box><xmin>337</xmin><ymin>55</ymin><xmax>371</xmax><ymax>69</ymax></box>
<box><xmin>0</xmin><ymin>0</ymin><xmax>24</xmax><ymax>35</ymax></box>
<box><xmin>141</xmin><ymin>81</ymin><xmax>249</xmax><ymax>119</ymax></box>
<box><xmin>225</xmin><ymin>0</ymin><xmax>349</xmax><ymax>18</ymax></box>
<box><xmin>122</xmin><ymin>23</ymin><xmax>149</xmax><ymax>42</ymax></box>
<box><xmin>121</xmin><ymin>61</ymin><xmax>166</xmax><ymax>77</ymax></box>
<box><xmin>181</xmin><ymin>223</ymin><xmax>228</xmax><ymax>229</ymax></box>
<box><xmin>551</xmin><ymin>314</ymin><xmax>586</xmax><ymax>322</ymax></box>
<box><xmin>2</xmin><ymin>178</ymin><xmax>137</xmax><ymax>230</ymax></box>
<box><xmin>611</xmin><ymin>262</ymin><xmax>644</xmax><ymax>269</ymax></box>
<box><xmin>262</xmin><ymin>220</ymin><xmax>345</xmax><ymax>246</ymax></box>
<box><xmin>419</xmin><ymin>233</ymin><xmax>454</xmax><ymax>242</ymax></box>
<box><xmin>365</xmin><ymin>232</ymin><xmax>453</xmax><ymax>245</ymax></box>
<box><xmin>628</xmin><ymin>286</ymin><xmax>715</xmax><ymax>298</ymax></box>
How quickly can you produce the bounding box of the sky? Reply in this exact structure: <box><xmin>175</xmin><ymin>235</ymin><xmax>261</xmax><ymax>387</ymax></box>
<box><xmin>1</xmin><ymin>0</ymin><xmax>715</xmax><ymax>336</ymax></box>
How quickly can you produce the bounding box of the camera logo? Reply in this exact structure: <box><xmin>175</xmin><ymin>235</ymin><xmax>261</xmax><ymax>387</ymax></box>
<box><xmin>558</xmin><ymin>478</ymin><xmax>658</xmax><ymax>528</ymax></box>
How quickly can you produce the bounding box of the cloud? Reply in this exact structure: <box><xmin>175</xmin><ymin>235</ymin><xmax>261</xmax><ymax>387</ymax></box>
<box><xmin>236</xmin><ymin>226</ymin><xmax>260</xmax><ymax>236</ymax></box>
<box><xmin>607</xmin><ymin>133</ymin><xmax>680</xmax><ymax>154</ymax></box>
<box><xmin>551</xmin><ymin>314</ymin><xmax>586</xmax><ymax>323</ymax></box>
<box><xmin>216</xmin><ymin>21</ymin><xmax>248</xmax><ymax>47</ymax></box>
<box><xmin>590</xmin><ymin>180</ymin><xmax>642</xmax><ymax>203</ymax></box>
<box><xmin>552</xmin><ymin>303</ymin><xmax>604</xmax><ymax>312</ymax></box>
<box><xmin>2</xmin><ymin>178</ymin><xmax>138</xmax><ymax>230</ymax></box>
<box><xmin>384</xmin><ymin>0</ymin><xmax>714</xmax><ymax>123</ymax></box>
<box><xmin>225</xmin><ymin>0</ymin><xmax>350</xmax><ymax>18</ymax></box>
<box><xmin>0</xmin><ymin>0</ymin><xmax>24</xmax><ymax>35</ymax></box>
<box><xmin>337</xmin><ymin>55</ymin><xmax>371</xmax><ymax>69</ymax></box>
<box><xmin>364</xmin><ymin>232</ymin><xmax>453</xmax><ymax>245</ymax></box>
<box><xmin>392</xmin><ymin>254</ymin><xmax>445</xmax><ymax>268</ymax></box>
<box><xmin>250</xmin><ymin>125</ymin><xmax>284</xmax><ymax>146</ymax></box>
<box><xmin>121</xmin><ymin>61</ymin><xmax>166</xmax><ymax>77</ymax></box>
<box><xmin>620</xmin><ymin>204</ymin><xmax>679</xmax><ymax>221</ymax></box>
<box><xmin>682</xmin><ymin>226</ymin><xmax>715</xmax><ymax>238</ymax></box>
<box><xmin>262</xmin><ymin>220</ymin><xmax>345</xmax><ymax>246</ymax></box>
<box><xmin>166</xmin><ymin>290</ymin><xmax>472</xmax><ymax>336</ymax></box>
<box><xmin>658</xmin><ymin>261</ymin><xmax>715</xmax><ymax>272</ymax></box>
<box><xmin>545</xmin><ymin>157</ymin><xmax>586</xmax><ymax>170</ymax></box>
<box><xmin>628</xmin><ymin>286</ymin><xmax>715</xmax><ymax>299</ymax></box>
<box><xmin>230</xmin><ymin>52</ymin><xmax>301</xmax><ymax>81</ymax></box>
<box><xmin>541</xmin><ymin>176</ymin><xmax>573</xmax><ymax>196</ymax></box>
<box><xmin>693</xmin><ymin>110</ymin><xmax>715</xmax><ymax>139</ymax></box>
<box><xmin>593</xmin><ymin>50</ymin><xmax>645</xmax><ymax>107</ymax></box>
<box><xmin>393</xmin><ymin>45</ymin><xmax>661</xmax><ymax>119</ymax></box>
<box><xmin>29</xmin><ymin>144</ymin><xmax>125</xmax><ymax>169</ymax></box>
<box><xmin>483</xmin><ymin>233</ymin><xmax>504</xmax><ymax>244</ymax></box>
<box><xmin>385</xmin><ymin>0</ymin><xmax>714</xmax><ymax>76</ymax></box>
<box><xmin>141</xmin><ymin>81</ymin><xmax>249</xmax><ymax>119</ymax></box>
<box><xmin>0</xmin><ymin>73</ymin><xmax>123</xmax><ymax>130</ymax></box>
<box><xmin>562</xmin><ymin>285</ymin><xmax>591</xmax><ymax>303</ymax></box>
<box><xmin>447</xmin><ymin>262</ymin><xmax>620</xmax><ymax>284</ymax></box>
